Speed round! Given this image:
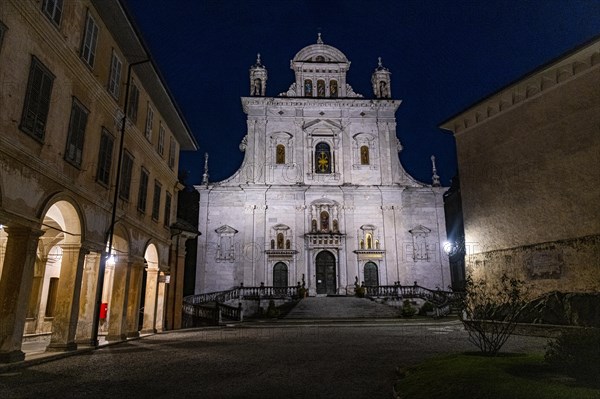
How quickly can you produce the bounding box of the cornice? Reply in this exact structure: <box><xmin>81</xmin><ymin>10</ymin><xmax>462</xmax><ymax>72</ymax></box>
<box><xmin>242</xmin><ymin>97</ymin><xmax>400</xmax><ymax>113</ymax></box>
<box><xmin>441</xmin><ymin>39</ymin><xmax>600</xmax><ymax>136</ymax></box>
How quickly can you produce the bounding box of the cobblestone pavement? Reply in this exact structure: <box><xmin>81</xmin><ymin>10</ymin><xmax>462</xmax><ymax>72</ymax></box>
<box><xmin>0</xmin><ymin>320</ymin><xmax>548</xmax><ymax>399</ymax></box>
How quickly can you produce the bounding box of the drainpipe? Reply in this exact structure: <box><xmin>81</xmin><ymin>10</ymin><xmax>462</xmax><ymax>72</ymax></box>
<box><xmin>90</xmin><ymin>59</ymin><xmax>150</xmax><ymax>347</ymax></box>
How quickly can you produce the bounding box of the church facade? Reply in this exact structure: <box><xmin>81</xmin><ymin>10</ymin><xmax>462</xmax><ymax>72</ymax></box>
<box><xmin>195</xmin><ymin>37</ymin><xmax>450</xmax><ymax>295</ymax></box>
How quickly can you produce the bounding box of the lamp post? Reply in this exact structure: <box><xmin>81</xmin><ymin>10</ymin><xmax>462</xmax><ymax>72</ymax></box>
<box><xmin>90</xmin><ymin>59</ymin><xmax>150</xmax><ymax>347</ymax></box>
<box><xmin>443</xmin><ymin>235</ymin><xmax>466</xmax><ymax>291</ymax></box>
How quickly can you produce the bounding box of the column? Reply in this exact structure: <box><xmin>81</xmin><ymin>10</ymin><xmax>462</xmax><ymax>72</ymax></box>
<box><xmin>106</xmin><ymin>257</ymin><xmax>131</xmax><ymax>342</ymax></box>
<box><xmin>141</xmin><ymin>268</ymin><xmax>159</xmax><ymax>334</ymax></box>
<box><xmin>125</xmin><ymin>261</ymin><xmax>144</xmax><ymax>337</ymax></box>
<box><xmin>0</xmin><ymin>226</ymin><xmax>43</xmax><ymax>363</ymax></box>
<box><xmin>155</xmin><ymin>274</ymin><xmax>166</xmax><ymax>332</ymax></box>
<box><xmin>75</xmin><ymin>252</ymin><xmax>100</xmax><ymax>344</ymax></box>
<box><xmin>47</xmin><ymin>244</ymin><xmax>86</xmax><ymax>351</ymax></box>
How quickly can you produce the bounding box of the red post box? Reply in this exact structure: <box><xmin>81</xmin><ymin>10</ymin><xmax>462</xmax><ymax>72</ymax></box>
<box><xmin>100</xmin><ymin>302</ymin><xmax>108</xmax><ymax>319</ymax></box>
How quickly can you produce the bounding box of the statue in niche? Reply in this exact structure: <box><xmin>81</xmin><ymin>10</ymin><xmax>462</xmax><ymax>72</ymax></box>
<box><xmin>378</xmin><ymin>81</ymin><xmax>388</xmax><ymax>98</ymax></box>
<box><xmin>252</xmin><ymin>78</ymin><xmax>262</xmax><ymax>96</ymax></box>
<box><xmin>320</xmin><ymin>211</ymin><xmax>329</xmax><ymax>232</ymax></box>
<box><xmin>360</xmin><ymin>145</ymin><xmax>369</xmax><ymax>165</ymax></box>
<box><xmin>270</xmin><ymin>239</ymin><xmax>275</xmax><ymax>249</ymax></box>
<box><xmin>276</xmin><ymin>144</ymin><xmax>285</xmax><ymax>164</ymax></box>
<box><xmin>277</xmin><ymin>233</ymin><xmax>284</xmax><ymax>249</ymax></box>
<box><xmin>333</xmin><ymin>220</ymin><xmax>339</xmax><ymax>233</ymax></box>
<box><xmin>286</xmin><ymin>239</ymin><xmax>291</xmax><ymax>249</ymax></box>
<box><xmin>311</xmin><ymin>219</ymin><xmax>317</xmax><ymax>232</ymax></box>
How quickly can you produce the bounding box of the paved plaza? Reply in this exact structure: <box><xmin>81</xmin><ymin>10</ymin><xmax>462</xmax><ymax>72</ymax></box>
<box><xmin>0</xmin><ymin>319</ymin><xmax>548</xmax><ymax>398</ymax></box>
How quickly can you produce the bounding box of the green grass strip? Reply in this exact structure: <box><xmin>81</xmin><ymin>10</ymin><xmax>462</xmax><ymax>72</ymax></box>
<box><xmin>395</xmin><ymin>353</ymin><xmax>600</xmax><ymax>399</ymax></box>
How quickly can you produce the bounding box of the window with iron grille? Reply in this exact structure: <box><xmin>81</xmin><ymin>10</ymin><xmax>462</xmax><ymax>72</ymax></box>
<box><xmin>80</xmin><ymin>10</ymin><xmax>98</xmax><ymax>67</ymax></box>
<box><xmin>137</xmin><ymin>167</ymin><xmax>149</xmax><ymax>213</ymax></box>
<box><xmin>151</xmin><ymin>180</ymin><xmax>161</xmax><ymax>221</ymax></box>
<box><xmin>42</xmin><ymin>0</ymin><xmax>63</xmax><ymax>26</ymax></box>
<box><xmin>119</xmin><ymin>151</ymin><xmax>134</xmax><ymax>200</ymax></box>
<box><xmin>96</xmin><ymin>129</ymin><xmax>114</xmax><ymax>186</ymax></box>
<box><xmin>20</xmin><ymin>56</ymin><xmax>55</xmax><ymax>140</ymax></box>
<box><xmin>164</xmin><ymin>192</ymin><xmax>172</xmax><ymax>227</ymax></box>
<box><xmin>64</xmin><ymin>98</ymin><xmax>89</xmax><ymax>167</ymax></box>
<box><xmin>127</xmin><ymin>81</ymin><xmax>139</xmax><ymax>122</ymax></box>
<box><xmin>107</xmin><ymin>50</ymin><xmax>122</xmax><ymax>99</ymax></box>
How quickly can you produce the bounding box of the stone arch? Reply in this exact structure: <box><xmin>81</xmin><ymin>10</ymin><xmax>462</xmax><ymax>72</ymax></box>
<box><xmin>141</xmin><ymin>242</ymin><xmax>164</xmax><ymax>333</ymax></box>
<box><xmin>27</xmin><ymin>197</ymin><xmax>84</xmax><ymax>349</ymax></box>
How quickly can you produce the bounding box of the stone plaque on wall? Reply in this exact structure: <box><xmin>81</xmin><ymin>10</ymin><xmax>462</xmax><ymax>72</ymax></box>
<box><xmin>525</xmin><ymin>250</ymin><xmax>563</xmax><ymax>279</ymax></box>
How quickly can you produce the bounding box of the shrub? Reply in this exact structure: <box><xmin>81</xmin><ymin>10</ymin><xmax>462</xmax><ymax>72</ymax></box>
<box><xmin>401</xmin><ymin>299</ymin><xmax>416</xmax><ymax>317</ymax></box>
<box><xmin>418</xmin><ymin>301</ymin><xmax>435</xmax><ymax>316</ymax></box>
<box><xmin>354</xmin><ymin>277</ymin><xmax>365</xmax><ymax>298</ymax></box>
<box><xmin>545</xmin><ymin>328</ymin><xmax>600</xmax><ymax>383</ymax></box>
<box><xmin>460</xmin><ymin>273</ymin><xmax>527</xmax><ymax>355</ymax></box>
<box><xmin>265</xmin><ymin>300</ymin><xmax>280</xmax><ymax>318</ymax></box>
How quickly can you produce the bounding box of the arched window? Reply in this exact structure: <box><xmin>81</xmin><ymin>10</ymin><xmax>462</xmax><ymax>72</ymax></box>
<box><xmin>332</xmin><ymin>220</ymin><xmax>339</xmax><ymax>233</ymax></box>
<box><xmin>360</xmin><ymin>145</ymin><xmax>369</xmax><ymax>165</ymax></box>
<box><xmin>270</xmin><ymin>239</ymin><xmax>275</xmax><ymax>249</ymax></box>
<box><xmin>317</xmin><ymin>79</ymin><xmax>325</xmax><ymax>97</ymax></box>
<box><xmin>304</xmin><ymin>79</ymin><xmax>313</xmax><ymax>97</ymax></box>
<box><xmin>329</xmin><ymin>80</ymin><xmax>338</xmax><ymax>98</ymax></box>
<box><xmin>276</xmin><ymin>144</ymin><xmax>285</xmax><ymax>164</ymax></box>
<box><xmin>311</xmin><ymin>219</ymin><xmax>317</xmax><ymax>232</ymax></box>
<box><xmin>320</xmin><ymin>211</ymin><xmax>330</xmax><ymax>232</ymax></box>
<box><xmin>315</xmin><ymin>142</ymin><xmax>331</xmax><ymax>174</ymax></box>
<box><xmin>285</xmin><ymin>239</ymin><xmax>291</xmax><ymax>249</ymax></box>
<box><xmin>366</xmin><ymin>233</ymin><xmax>373</xmax><ymax>249</ymax></box>
<box><xmin>277</xmin><ymin>233</ymin><xmax>284</xmax><ymax>249</ymax></box>
<box><xmin>273</xmin><ymin>262</ymin><xmax>288</xmax><ymax>288</ymax></box>
<box><xmin>364</xmin><ymin>262</ymin><xmax>379</xmax><ymax>286</ymax></box>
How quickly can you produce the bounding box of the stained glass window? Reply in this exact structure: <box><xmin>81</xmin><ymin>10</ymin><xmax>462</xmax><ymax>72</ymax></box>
<box><xmin>304</xmin><ymin>79</ymin><xmax>313</xmax><ymax>97</ymax></box>
<box><xmin>315</xmin><ymin>142</ymin><xmax>331</xmax><ymax>174</ymax></box>
<box><xmin>317</xmin><ymin>80</ymin><xmax>325</xmax><ymax>97</ymax></box>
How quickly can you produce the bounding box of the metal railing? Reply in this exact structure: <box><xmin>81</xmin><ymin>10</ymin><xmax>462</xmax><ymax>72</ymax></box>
<box><xmin>364</xmin><ymin>284</ymin><xmax>462</xmax><ymax>317</ymax></box>
<box><xmin>182</xmin><ymin>284</ymin><xmax>301</xmax><ymax>327</ymax></box>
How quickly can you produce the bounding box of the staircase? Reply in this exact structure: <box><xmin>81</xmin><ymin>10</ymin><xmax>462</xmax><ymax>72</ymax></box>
<box><xmin>284</xmin><ymin>296</ymin><xmax>400</xmax><ymax>319</ymax></box>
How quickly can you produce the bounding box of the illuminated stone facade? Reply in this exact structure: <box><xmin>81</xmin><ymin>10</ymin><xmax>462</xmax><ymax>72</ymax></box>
<box><xmin>195</xmin><ymin>37</ymin><xmax>450</xmax><ymax>296</ymax></box>
<box><xmin>0</xmin><ymin>0</ymin><xmax>197</xmax><ymax>362</ymax></box>
<box><xmin>441</xmin><ymin>37</ymin><xmax>600</xmax><ymax>296</ymax></box>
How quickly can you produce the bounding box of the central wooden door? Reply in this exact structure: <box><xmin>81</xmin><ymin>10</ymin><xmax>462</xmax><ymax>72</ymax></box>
<box><xmin>316</xmin><ymin>251</ymin><xmax>336</xmax><ymax>295</ymax></box>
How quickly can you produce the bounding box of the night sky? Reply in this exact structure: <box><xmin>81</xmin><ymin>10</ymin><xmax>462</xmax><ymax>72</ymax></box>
<box><xmin>123</xmin><ymin>0</ymin><xmax>600</xmax><ymax>186</ymax></box>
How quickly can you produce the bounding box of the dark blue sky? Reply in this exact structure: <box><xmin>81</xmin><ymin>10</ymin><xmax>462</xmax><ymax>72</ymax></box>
<box><xmin>124</xmin><ymin>0</ymin><xmax>600</xmax><ymax>186</ymax></box>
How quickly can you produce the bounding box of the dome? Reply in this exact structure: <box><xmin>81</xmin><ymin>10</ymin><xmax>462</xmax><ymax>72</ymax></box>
<box><xmin>292</xmin><ymin>34</ymin><xmax>349</xmax><ymax>63</ymax></box>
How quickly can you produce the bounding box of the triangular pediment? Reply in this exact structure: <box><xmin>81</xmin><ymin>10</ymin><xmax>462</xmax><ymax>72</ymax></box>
<box><xmin>304</xmin><ymin>119</ymin><xmax>342</xmax><ymax>131</ymax></box>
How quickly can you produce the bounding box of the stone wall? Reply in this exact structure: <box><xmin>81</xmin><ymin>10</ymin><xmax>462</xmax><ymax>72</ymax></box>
<box><xmin>467</xmin><ymin>234</ymin><xmax>600</xmax><ymax>297</ymax></box>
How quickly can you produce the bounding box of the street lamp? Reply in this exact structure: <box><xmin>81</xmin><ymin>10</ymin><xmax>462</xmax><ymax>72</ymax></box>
<box><xmin>90</xmin><ymin>59</ymin><xmax>150</xmax><ymax>347</ymax></box>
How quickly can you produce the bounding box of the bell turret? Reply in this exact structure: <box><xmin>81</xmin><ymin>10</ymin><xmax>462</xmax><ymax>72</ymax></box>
<box><xmin>371</xmin><ymin>57</ymin><xmax>391</xmax><ymax>99</ymax></box>
<box><xmin>249</xmin><ymin>53</ymin><xmax>267</xmax><ymax>96</ymax></box>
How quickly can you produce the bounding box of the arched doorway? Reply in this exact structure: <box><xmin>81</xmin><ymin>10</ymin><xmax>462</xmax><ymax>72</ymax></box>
<box><xmin>315</xmin><ymin>251</ymin><xmax>336</xmax><ymax>295</ymax></box>
<box><xmin>273</xmin><ymin>262</ymin><xmax>288</xmax><ymax>290</ymax></box>
<box><xmin>364</xmin><ymin>262</ymin><xmax>379</xmax><ymax>286</ymax></box>
<box><xmin>141</xmin><ymin>244</ymin><xmax>163</xmax><ymax>333</ymax></box>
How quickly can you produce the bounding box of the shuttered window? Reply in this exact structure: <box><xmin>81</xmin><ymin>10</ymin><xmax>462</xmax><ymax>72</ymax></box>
<box><xmin>20</xmin><ymin>56</ymin><xmax>55</xmax><ymax>140</ymax></box>
<box><xmin>64</xmin><ymin>98</ymin><xmax>89</xmax><ymax>167</ymax></box>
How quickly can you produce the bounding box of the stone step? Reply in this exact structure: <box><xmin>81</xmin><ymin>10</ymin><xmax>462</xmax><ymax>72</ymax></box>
<box><xmin>284</xmin><ymin>296</ymin><xmax>400</xmax><ymax>319</ymax></box>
